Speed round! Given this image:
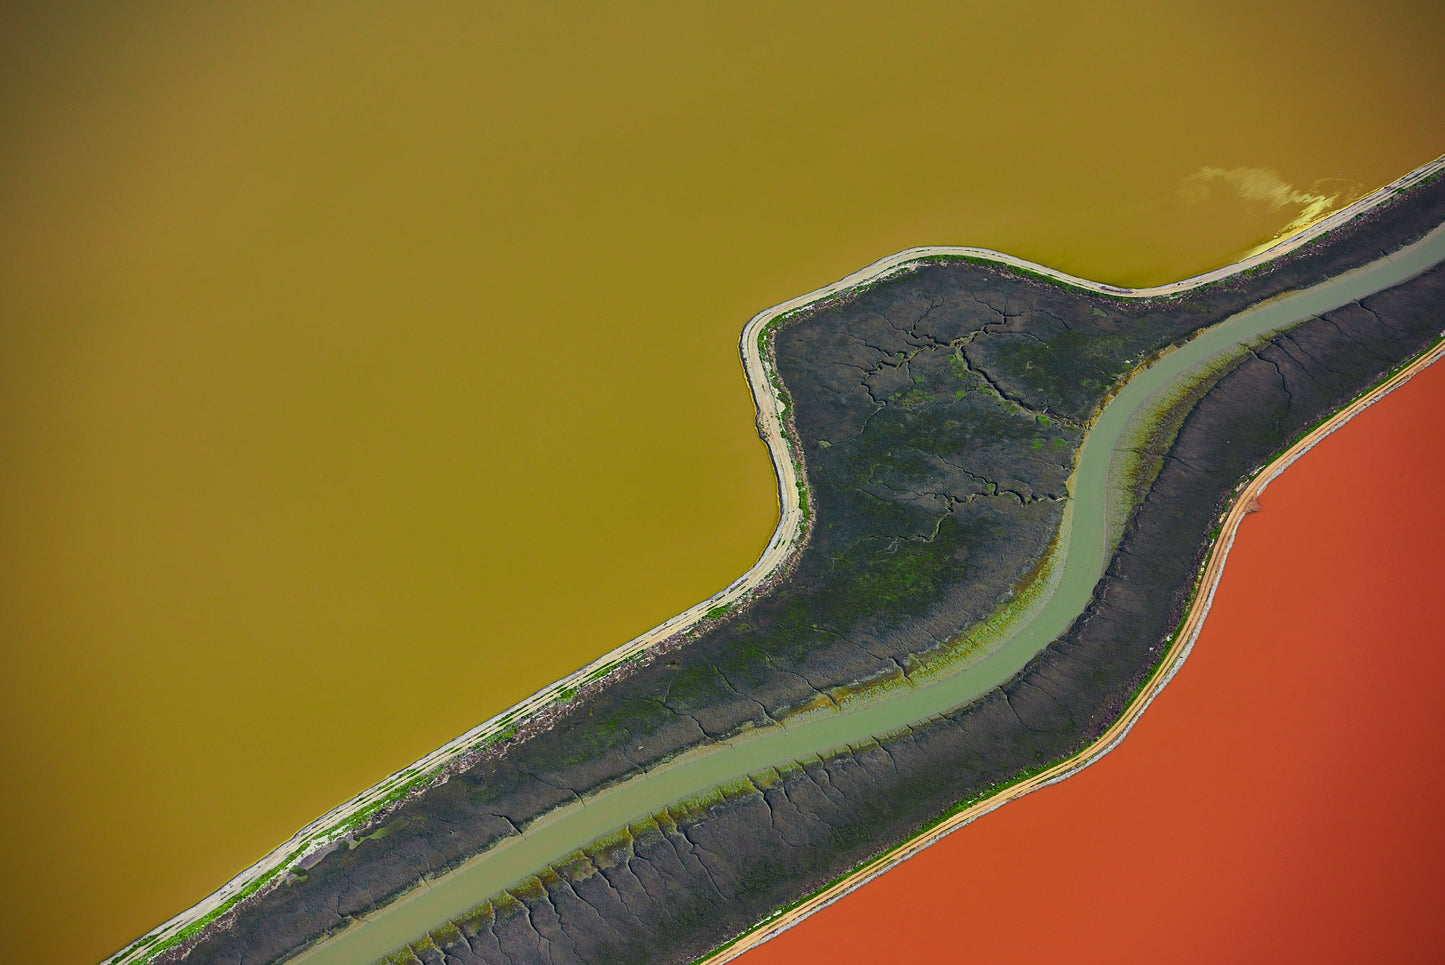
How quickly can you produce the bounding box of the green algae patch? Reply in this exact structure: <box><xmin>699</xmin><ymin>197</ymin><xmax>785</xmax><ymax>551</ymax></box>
<box><xmin>353</xmin><ymin>817</ymin><xmax>409</xmax><ymax>846</ymax></box>
<box><xmin>454</xmin><ymin>901</ymin><xmax>495</xmax><ymax>936</ymax></box>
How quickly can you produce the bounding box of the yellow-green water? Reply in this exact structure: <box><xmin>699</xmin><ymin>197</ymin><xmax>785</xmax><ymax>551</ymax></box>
<box><xmin>0</xmin><ymin>3</ymin><xmax>1440</xmax><ymax>962</ymax></box>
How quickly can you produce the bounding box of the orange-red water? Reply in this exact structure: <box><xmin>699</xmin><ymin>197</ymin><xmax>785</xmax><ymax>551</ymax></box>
<box><xmin>744</xmin><ymin>358</ymin><xmax>1445</xmax><ymax>962</ymax></box>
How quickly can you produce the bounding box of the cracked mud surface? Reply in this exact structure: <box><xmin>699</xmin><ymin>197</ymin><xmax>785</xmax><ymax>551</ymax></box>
<box><xmin>170</xmin><ymin>178</ymin><xmax>1445</xmax><ymax>965</ymax></box>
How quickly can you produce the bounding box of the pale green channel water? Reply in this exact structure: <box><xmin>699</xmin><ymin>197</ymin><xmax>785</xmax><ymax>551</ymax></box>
<box><xmin>295</xmin><ymin>224</ymin><xmax>1445</xmax><ymax>964</ymax></box>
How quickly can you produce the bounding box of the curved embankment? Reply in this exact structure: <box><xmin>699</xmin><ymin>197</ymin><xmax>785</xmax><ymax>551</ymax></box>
<box><xmin>281</xmin><ymin>226</ymin><xmax>1445</xmax><ymax>958</ymax></box>
<box><xmin>706</xmin><ymin>335</ymin><xmax>1445</xmax><ymax>965</ymax></box>
<box><xmin>104</xmin><ymin>153</ymin><xmax>1445</xmax><ymax>965</ymax></box>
